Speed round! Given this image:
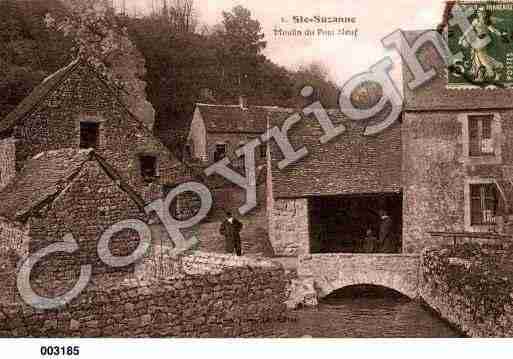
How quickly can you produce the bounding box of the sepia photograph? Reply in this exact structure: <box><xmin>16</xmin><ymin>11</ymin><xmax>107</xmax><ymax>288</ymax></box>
<box><xmin>0</xmin><ymin>0</ymin><xmax>513</xmax><ymax>357</ymax></box>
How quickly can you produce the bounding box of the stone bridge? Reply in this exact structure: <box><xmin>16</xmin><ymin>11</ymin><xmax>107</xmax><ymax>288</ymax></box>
<box><xmin>298</xmin><ymin>254</ymin><xmax>421</xmax><ymax>299</ymax></box>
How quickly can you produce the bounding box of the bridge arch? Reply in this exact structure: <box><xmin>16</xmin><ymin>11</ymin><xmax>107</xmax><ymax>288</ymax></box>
<box><xmin>323</xmin><ymin>284</ymin><xmax>410</xmax><ymax>300</ymax></box>
<box><xmin>317</xmin><ymin>276</ymin><xmax>417</xmax><ymax>300</ymax></box>
<box><xmin>298</xmin><ymin>254</ymin><xmax>420</xmax><ymax>300</ymax></box>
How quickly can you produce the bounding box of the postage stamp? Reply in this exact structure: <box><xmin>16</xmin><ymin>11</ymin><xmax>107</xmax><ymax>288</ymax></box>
<box><xmin>448</xmin><ymin>1</ymin><xmax>513</xmax><ymax>88</ymax></box>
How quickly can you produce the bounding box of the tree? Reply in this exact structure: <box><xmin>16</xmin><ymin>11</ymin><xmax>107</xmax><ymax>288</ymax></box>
<box><xmin>292</xmin><ymin>62</ymin><xmax>339</xmax><ymax>108</ymax></box>
<box><xmin>46</xmin><ymin>0</ymin><xmax>155</xmax><ymax>129</ymax></box>
<box><xmin>0</xmin><ymin>0</ymin><xmax>72</xmax><ymax>120</ymax></box>
<box><xmin>214</xmin><ymin>6</ymin><xmax>267</xmax><ymax>96</ymax></box>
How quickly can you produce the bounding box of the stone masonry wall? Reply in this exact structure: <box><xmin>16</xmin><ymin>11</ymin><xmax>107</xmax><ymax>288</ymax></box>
<box><xmin>136</xmin><ymin>249</ymin><xmax>280</xmax><ymax>280</ymax></box>
<box><xmin>205</xmin><ymin>132</ymin><xmax>267</xmax><ymax>167</ymax></box>
<box><xmin>0</xmin><ymin>253</ymin><xmax>287</xmax><ymax>338</ymax></box>
<box><xmin>28</xmin><ymin>160</ymin><xmax>146</xmax><ymax>286</ymax></box>
<box><xmin>0</xmin><ymin>254</ymin><xmax>17</xmax><ymax>305</ymax></box>
<box><xmin>420</xmin><ymin>245</ymin><xmax>513</xmax><ymax>337</ymax></box>
<box><xmin>269</xmin><ymin>198</ymin><xmax>310</xmax><ymax>256</ymax></box>
<box><xmin>0</xmin><ymin>138</ymin><xmax>16</xmax><ymax>191</ymax></box>
<box><xmin>298</xmin><ymin>253</ymin><xmax>420</xmax><ymax>299</ymax></box>
<box><xmin>12</xmin><ymin>62</ymin><xmax>183</xmax><ymax>202</ymax></box>
<box><xmin>0</xmin><ymin>217</ymin><xmax>29</xmax><ymax>259</ymax></box>
<box><xmin>403</xmin><ymin>110</ymin><xmax>513</xmax><ymax>254</ymax></box>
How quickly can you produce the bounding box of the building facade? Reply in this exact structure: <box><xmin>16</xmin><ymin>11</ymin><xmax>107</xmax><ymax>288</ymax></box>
<box><xmin>187</xmin><ymin>101</ymin><xmax>269</xmax><ymax>166</ymax></box>
<box><xmin>0</xmin><ymin>149</ymin><xmax>148</xmax><ymax>285</ymax></box>
<box><xmin>402</xmin><ymin>30</ymin><xmax>513</xmax><ymax>253</ymax></box>
<box><xmin>0</xmin><ymin>59</ymin><xmax>191</xmax><ymax>203</ymax></box>
<box><xmin>267</xmin><ymin>109</ymin><xmax>403</xmax><ymax>257</ymax></box>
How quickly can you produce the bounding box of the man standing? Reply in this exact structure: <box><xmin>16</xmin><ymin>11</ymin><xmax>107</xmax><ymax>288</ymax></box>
<box><xmin>378</xmin><ymin>210</ymin><xmax>393</xmax><ymax>253</ymax></box>
<box><xmin>220</xmin><ymin>212</ymin><xmax>243</xmax><ymax>256</ymax></box>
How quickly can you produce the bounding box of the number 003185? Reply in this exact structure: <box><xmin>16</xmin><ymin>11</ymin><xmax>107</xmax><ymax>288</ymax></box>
<box><xmin>40</xmin><ymin>345</ymin><xmax>80</xmax><ymax>356</ymax></box>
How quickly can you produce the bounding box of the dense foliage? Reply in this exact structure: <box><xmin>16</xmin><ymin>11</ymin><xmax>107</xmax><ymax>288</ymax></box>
<box><xmin>0</xmin><ymin>0</ymin><xmax>339</xmax><ymax>149</ymax></box>
<box><xmin>0</xmin><ymin>0</ymin><xmax>73</xmax><ymax>120</ymax></box>
<box><xmin>423</xmin><ymin>243</ymin><xmax>513</xmax><ymax>319</ymax></box>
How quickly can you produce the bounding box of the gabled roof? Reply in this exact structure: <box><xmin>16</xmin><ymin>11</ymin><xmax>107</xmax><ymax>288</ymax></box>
<box><xmin>1</xmin><ymin>58</ymin><xmax>149</xmax><ymax>136</ymax></box>
<box><xmin>195</xmin><ymin>103</ymin><xmax>274</xmax><ymax>133</ymax></box>
<box><xmin>0</xmin><ymin>149</ymin><xmax>146</xmax><ymax>222</ymax></box>
<box><xmin>269</xmin><ymin>109</ymin><xmax>402</xmax><ymax>198</ymax></box>
<box><xmin>0</xmin><ymin>58</ymin><xmax>190</xmax><ymax>186</ymax></box>
<box><xmin>0</xmin><ymin>60</ymin><xmax>80</xmax><ymax>134</ymax></box>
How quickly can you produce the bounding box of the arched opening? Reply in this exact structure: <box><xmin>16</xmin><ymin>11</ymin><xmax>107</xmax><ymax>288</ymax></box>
<box><xmin>280</xmin><ymin>284</ymin><xmax>461</xmax><ymax>338</ymax></box>
<box><xmin>322</xmin><ymin>284</ymin><xmax>411</xmax><ymax>303</ymax></box>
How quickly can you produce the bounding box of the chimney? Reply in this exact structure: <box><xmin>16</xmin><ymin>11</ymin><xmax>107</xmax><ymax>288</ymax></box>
<box><xmin>239</xmin><ymin>95</ymin><xmax>248</xmax><ymax>110</ymax></box>
<box><xmin>0</xmin><ymin>138</ymin><xmax>17</xmax><ymax>191</ymax></box>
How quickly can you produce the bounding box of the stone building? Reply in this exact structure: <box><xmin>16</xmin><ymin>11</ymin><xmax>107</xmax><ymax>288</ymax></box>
<box><xmin>187</xmin><ymin>100</ymin><xmax>269</xmax><ymax>166</ymax></box>
<box><xmin>186</xmin><ymin>100</ymin><xmax>272</xmax><ymax>218</ymax></box>
<box><xmin>267</xmin><ymin>110</ymin><xmax>403</xmax><ymax>257</ymax></box>
<box><xmin>402</xmin><ymin>30</ymin><xmax>513</xmax><ymax>253</ymax></box>
<box><xmin>0</xmin><ymin>58</ymin><xmax>191</xmax><ymax>203</ymax></box>
<box><xmin>0</xmin><ymin>148</ymin><xmax>148</xmax><ymax>282</ymax></box>
<box><xmin>267</xmin><ymin>27</ymin><xmax>513</xmax><ymax>258</ymax></box>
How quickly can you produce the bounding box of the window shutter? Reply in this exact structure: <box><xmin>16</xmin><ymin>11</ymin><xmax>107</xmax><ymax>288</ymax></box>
<box><xmin>469</xmin><ymin>118</ymin><xmax>480</xmax><ymax>156</ymax></box>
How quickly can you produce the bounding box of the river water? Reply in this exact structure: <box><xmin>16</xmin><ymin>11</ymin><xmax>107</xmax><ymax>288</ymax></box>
<box><xmin>266</xmin><ymin>286</ymin><xmax>462</xmax><ymax>338</ymax></box>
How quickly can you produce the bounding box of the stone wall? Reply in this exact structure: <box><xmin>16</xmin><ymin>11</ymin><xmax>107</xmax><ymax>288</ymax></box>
<box><xmin>420</xmin><ymin>245</ymin><xmax>513</xmax><ymax>337</ymax></box>
<box><xmin>0</xmin><ymin>217</ymin><xmax>29</xmax><ymax>259</ymax></box>
<box><xmin>209</xmin><ymin>180</ymin><xmax>267</xmax><ymax>220</ymax></box>
<box><xmin>28</xmin><ymin>160</ymin><xmax>146</xmax><ymax>284</ymax></box>
<box><xmin>205</xmin><ymin>132</ymin><xmax>267</xmax><ymax>166</ymax></box>
<box><xmin>186</xmin><ymin>215</ymin><xmax>273</xmax><ymax>257</ymax></box>
<box><xmin>268</xmin><ymin>198</ymin><xmax>310</xmax><ymax>256</ymax></box>
<box><xmin>0</xmin><ymin>254</ymin><xmax>18</xmax><ymax>305</ymax></box>
<box><xmin>403</xmin><ymin>110</ymin><xmax>513</xmax><ymax>254</ymax></box>
<box><xmin>0</xmin><ymin>252</ymin><xmax>287</xmax><ymax>338</ymax></box>
<box><xmin>137</xmin><ymin>249</ymin><xmax>280</xmax><ymax>279</ymax></box>
<box><xmin>0</xmin><ymin>138</ymin><xmax>16</xmax><ymax>191</ymax></box>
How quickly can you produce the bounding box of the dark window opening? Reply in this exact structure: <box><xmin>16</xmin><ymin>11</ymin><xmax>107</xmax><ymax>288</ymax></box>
<box><xmin>260</xmin><ymin>143</ymin><xmax>267</xmax><ymax>159</ymax></box>
<box><xmin>214</xmin><ymin>144</ymin><xmax>227</xmax><ymax>162</ymax></box>
<box><xmin>469</xmin><ymin>115</ymin><xmax>494</xmax><ymax>156</ymax></box>
<box><xmin>470</xmin><ymin>183</ymin><xmax>498</xmax><ymax>226</ymax></box>
<box><xmin>309</xmin><ymin>194</ymin><xmax>403</xmax><ymax>254</ymax></box>
<box><xmin>140</xmin><ymin>155</ymin><xmax>158</xmax><ymax>181</ymax></box>
<box><xmin>80</xmin><ymin>122</ymin><xmax>99</xmax><ymax>149</ymax></box>
<box><xmin>184</xmin><ymin>144</ymin><xmax>192</xmax><ymax>159</ymax></box>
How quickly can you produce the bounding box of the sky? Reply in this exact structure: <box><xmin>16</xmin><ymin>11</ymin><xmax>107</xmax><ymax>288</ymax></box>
<box><xmin>118</xmin><ymin>0</ymin><xmax>446</xmax><ymax>86</ymax></box>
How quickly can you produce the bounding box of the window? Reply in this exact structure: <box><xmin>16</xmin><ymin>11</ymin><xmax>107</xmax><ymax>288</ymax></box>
<box><xmin>214</xmin><ymin>144</ymin><xmax>227</xmax><ymax>162</ymax></box>
<box><xmin>469</xmin><ymin>115</ymin><xmax>494</xmax><ymax>156</ymax></box>
<box><xmin>80</xmin><ymin>122</ymin><xmax>99</xmax><ymax>149</ymax></box>
<box><xmin>470</xmin><ymin>183</ymin><xmax>498</xmax><ymax>225</ymax></box>
<box><xmin>260</xmin><ymin>143</ymin><xmax>267</xmax><ymax>159</ymax></box>
<box><xmin>184</xmin><ymin>144</ymin><xmax>192</xmax><ymax>159</ymax></box>
<box><xmin>140</xmin><ymin>155</ymin><xmax>158</xmax><ymax>180</ymax></box>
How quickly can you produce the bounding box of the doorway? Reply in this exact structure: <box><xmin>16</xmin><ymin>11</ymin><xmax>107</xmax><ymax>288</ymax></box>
<box><xmin>309</xmin><ymin>193</ymin><xmax>402</xmax><ymax>254</ymax></box>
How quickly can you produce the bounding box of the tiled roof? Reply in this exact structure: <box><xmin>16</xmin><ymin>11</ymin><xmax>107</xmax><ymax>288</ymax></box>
<box><xmin>196</xmin><ymin>103</ymin><xmax>273</xmax><ymax>133</ymax></box>
<box><xmin>0</xmin><ymin>60</ymin><xmax>80</xmax><ymax>133</ymax></box>
<box><xmin>403</xmin><ymin>30</ymin><xmax>513</xmax><ymax>111</ymax></box>
<box><xmin>269</xmin><ymin>109</ymin><xmax>402</xmax><ymax>198</ymax></box>
<box><xmin>0</xmin><ymin>149</ymin><xmax>145</xmax><ymax>222</ymax></box>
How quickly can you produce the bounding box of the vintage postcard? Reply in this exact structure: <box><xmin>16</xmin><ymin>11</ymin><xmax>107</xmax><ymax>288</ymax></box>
<box><xmin>0</xmin><ymin>0</ymin><xmax>513</xmax><ymax>357</ymax></box>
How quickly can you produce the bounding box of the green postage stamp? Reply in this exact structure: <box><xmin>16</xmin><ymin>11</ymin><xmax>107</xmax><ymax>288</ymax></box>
<box><xmin>448</xmin><ymin>1</ymin><xmax>513</xmax><ymax>88</ymax></box>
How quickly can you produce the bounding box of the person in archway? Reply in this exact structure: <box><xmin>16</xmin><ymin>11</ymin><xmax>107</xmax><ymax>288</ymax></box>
<box><xmin>220</xmin><ymin>211</ymin><xmax>243</xmax><ymax>256</ymax></box>
<box><xmin>378</xmin><ymin>210</ymin><xmax>393</xmax><ymax>253</ymax></box>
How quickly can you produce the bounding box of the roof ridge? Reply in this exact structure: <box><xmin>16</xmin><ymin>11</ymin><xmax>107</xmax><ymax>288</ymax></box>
<box><xmin>196</xmin><ymin>103</ymin><xmax>242</xmax><ymax>108</ymax></box>
<box><xmin>0</xmin><ymin>59</ymin><xmax>81</xmax><ymax>133</ymax></box>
